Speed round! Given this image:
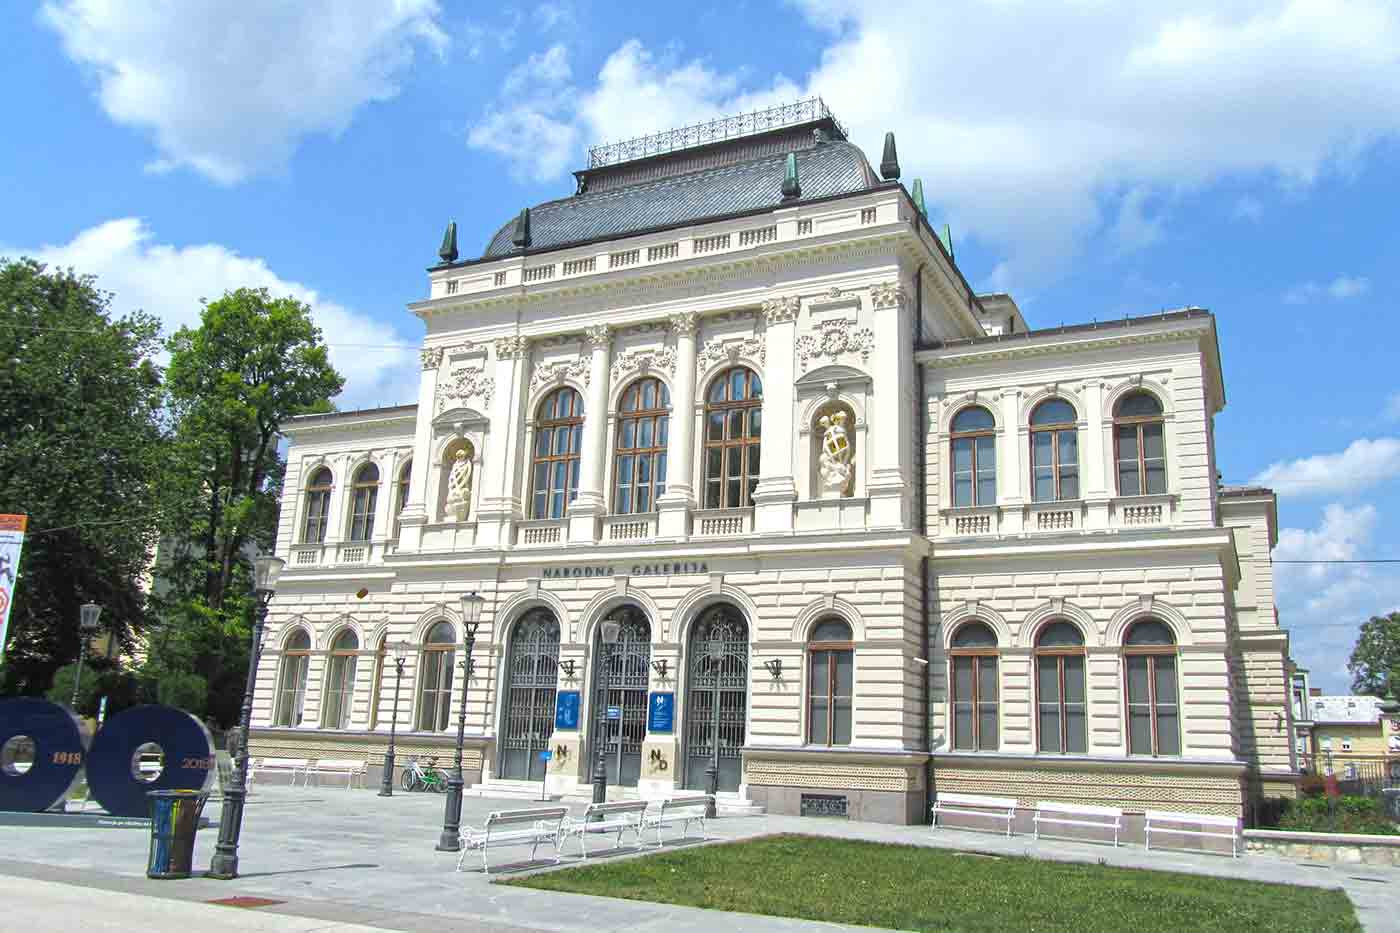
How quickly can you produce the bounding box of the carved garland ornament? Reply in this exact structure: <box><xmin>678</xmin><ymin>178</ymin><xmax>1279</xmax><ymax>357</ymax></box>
<box><xmin>870</xmin><ymin>281</ymin><xmax>907</xmax><ymax>311</ymax></box>
<box><xmin>761</xmin><ymin>295</ymin><xmax>800</xmax><ymax>325</ymax></box>
<box><xmin>494</xmin><ymin>335</ymin><xmax>530</xmax><ymax>359</ymax></box>
<box><xmin>794</xmin><ymin>319</ymin><xmax>875</xmax><ymax>371</ymax></box>
<box><xmin>420</xmin><ymin>347</ymin><xmax>444</xmax><ymax>370</ymax></box>
<box><xmin>531</xmin><ymin>356</ymin><xmax>591</xmax><ymax>391</ymax></box>
<box><xmin>610</xmin><ymin>345</ymin><xmax>677</xmax><ymax>384</ymax></box>
<box><xmin>696</xmin><ymin>335</ymin><xmax>765</xmax><ymax>375</ymax></box>
<box><xmin>435</xmin><ymin>365</ymin><xmax>494</xmax><ymax>413</ymax></box>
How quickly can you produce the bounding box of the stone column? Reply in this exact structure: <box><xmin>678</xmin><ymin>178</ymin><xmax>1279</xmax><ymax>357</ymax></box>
<box><xmin>657</xmin><ymin>311</ymin><xmax>698</xmax><ymax>538</ymax></box>
<box><xmin>867</xmin><ymin>281</ymin><xmax>912</xmax><ymax>528</ymax></box>
<box><xmin>395</xmin><ymin>348</ymin><xmax>443</xmax><ymax>552</ymax></box>
<box><xmin>999</xmin><ymin>389</ymin><xmax>1025</xmax><ymax>534</ymax></box>
<box><xmin>752</xmin><ymin>296</ymin><xmax>800</xmax><ymax>533</ymax></box>
<box><xmin>568</xmin><ymin>324</ymin><xmax>612</xmax><ymax>542</ymax></box>
<box><xmin>475</xmin><ymin>336</ymin><xmax>530</xmax><ymax>547</ymax></box>
<box><xmin>1083</xmin><ymin>379</ymin><xmax>1110</xmax><ymax>529</ymax></box>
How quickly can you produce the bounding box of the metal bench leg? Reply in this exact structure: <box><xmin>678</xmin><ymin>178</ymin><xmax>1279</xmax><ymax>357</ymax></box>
<box><xmin>456</xmin><ymin>846</ymin><xmax>468</xmax><ymax>872</ymax></box>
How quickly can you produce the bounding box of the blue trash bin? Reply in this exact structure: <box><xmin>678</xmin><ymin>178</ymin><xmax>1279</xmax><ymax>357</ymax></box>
<box><xmin>147</xmin><ymin>789</ymin><xmax>207</xmax><ymax>879</ymax></box>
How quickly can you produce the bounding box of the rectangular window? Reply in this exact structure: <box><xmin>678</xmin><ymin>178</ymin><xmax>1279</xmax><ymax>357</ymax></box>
<box><xmin>321</xmin><ymin>655</ymin><xmax>357</xmax><ymax>729</ymax></box>
<box><xmin>1037</xmin><ymin>654</ymin><xmax>1086</xmax><ymax>753</ymax></box>
<box><xmin>808</xmin><ymin>648</ymin><xmax>853</xmax><ymax>746</ymax></box>
<box><xmin>1127</xmin><ymin>653</ymin><xmax>1180</xmax><ymax>756</ymax></box>
<box><xmin>952</xmin><ymin>655</ymin><xmax>998</xmax><ymax>750</ymax></box>
<box><xmin>275</xmin><ymin>655</ymin><xmax>308</xmax><ymax>726</ymax></box>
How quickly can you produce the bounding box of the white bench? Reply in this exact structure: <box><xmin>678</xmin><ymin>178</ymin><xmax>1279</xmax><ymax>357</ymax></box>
<box><xmin>248</xmin><ymin>757</ymin><xmax>309</xmax><ymax>788</ymax></box>
<box><xmin>456</xmin><ymin>806</ymin><xmax>570</xmax><ymax>875</ymax></box>
<box><xmin>931</xmin><ymin>792</ymin><xmax>1018</xmax><ymax>836</ymax></box>
<box><xmin>561</xmin><ymin>799</ymin><xmax>651</xmax><ymax>858</ymax></box>
<box><xmin>642</xmin><ymin>795</ymin><xmax>712</xmax><ymax>848</ymax></box>
<box><xmin>1033</xmin><ymin>800</ymin><xmax>1122</xmax><ymax>847</ymax></box>
<box><xmin>1145</xmin><ymin>809</ymin><xmax>1240</xmax><ymax>858</ymax></box>
<box><xmin>306</xmin><ymin>758</ymin><xmax>368</xmax><ymax>789</ymax></box>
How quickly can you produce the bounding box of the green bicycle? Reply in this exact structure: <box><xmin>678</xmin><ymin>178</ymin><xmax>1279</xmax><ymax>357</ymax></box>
<box><xmin>401</xmin><ymin>755</ymin><xmax>449</xmax><ymax>793</ymax></box>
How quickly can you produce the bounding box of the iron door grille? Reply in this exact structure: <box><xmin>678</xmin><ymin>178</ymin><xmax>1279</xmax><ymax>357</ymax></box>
<box><xmin>590</xmin><ymin>607</ymin><xmax>652</xmax><ymax>786</ymax></box>
<box><xmin>684</xmin><ymin>606</ymin><xmax>749</xmax><ymax>791</ymax></box>
<box><xmin>500</xmin><ymin>610</ymin><xmax>560</xmax><ymax>781</ymax></box>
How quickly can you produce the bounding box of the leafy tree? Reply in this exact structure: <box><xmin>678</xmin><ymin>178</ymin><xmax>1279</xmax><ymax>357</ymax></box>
<box><xmin>0</xmin><ymin>258</ymin><xmax>167</xmax><ymax>696</ymax></box>
<box><xmin>1348</xmin><ymin>610</ymin><xmax>1400</xmax><ymax>698</ymax></box>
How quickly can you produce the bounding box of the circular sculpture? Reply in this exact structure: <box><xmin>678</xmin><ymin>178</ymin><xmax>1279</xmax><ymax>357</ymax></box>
<box><xmin>0</xmin><ymin>698</ymin><xmax>85</xmax><ymax>812</ymax></box>
<box><xmin>87</xmin><ymin>705</ymin><xmax>214</xmax><ymax>818</ymax></box>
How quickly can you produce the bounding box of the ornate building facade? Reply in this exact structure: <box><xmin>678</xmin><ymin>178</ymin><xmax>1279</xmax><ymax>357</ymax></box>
<box><xmin>248</xmin><ymin>101</ymin><xmax>1295</xmax><ymax>829</ymax></box>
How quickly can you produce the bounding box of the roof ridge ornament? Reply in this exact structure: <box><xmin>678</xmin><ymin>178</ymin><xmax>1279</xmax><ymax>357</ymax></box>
<box><xmin>511</xmin><ymin>208</ymin><xmax>532</xmax><ymax>249</ymax></box>
<box><xmin>782</xmin><ymin>152</ymin><xmax>801</xmax><ymax>200</ymax></box>
<box><xmin>438</xmin><ymin>221</ymin><xmax>458</xmax><ymax>263</ymax></box>
<box><xmin>911</xmin><ymin>179</ymin><xmax>927</xmax><ymax>218</ymax></box>
<box><xmin>880</xmin><ymin>132</ymin><xmax>900</xmax><ymax>181</ymax></box>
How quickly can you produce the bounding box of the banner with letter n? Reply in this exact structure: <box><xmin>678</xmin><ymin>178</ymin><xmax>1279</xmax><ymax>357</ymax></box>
<box><xmin>0</xmin><ymin>514</ymin><xmax>28</xmax><ymax>663</ymax></box>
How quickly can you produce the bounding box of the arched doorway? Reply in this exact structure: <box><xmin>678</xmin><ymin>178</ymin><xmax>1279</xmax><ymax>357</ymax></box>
<box><xmin>683</xmin><ymin>604</ymin><xmax>749</xmax><ymax>792</ymax></box>
<box><xmin>499</xmin><ymin>609</ymin><xmax>560</xmax><ymax>781</ymax></box>
<box><xmin>587</xmin><ymin>606</ymin><xmax>652</xmax><ymax>787</ymax></box>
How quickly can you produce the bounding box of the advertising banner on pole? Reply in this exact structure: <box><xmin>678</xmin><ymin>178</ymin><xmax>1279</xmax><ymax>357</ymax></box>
<box><xmin>0</xmin><ymin>514</ymin><xmax>27</xmax><ymax>663</ymax></box>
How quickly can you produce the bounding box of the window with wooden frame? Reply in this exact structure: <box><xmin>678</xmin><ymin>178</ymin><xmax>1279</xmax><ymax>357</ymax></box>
<box><xmin>1114</xmin><ymin>391</ymin><xmax>1166</xmax><ymax>496</ymax></box>
<box><xmin>614</xmin><ymin>377</ymin><xmax>670</xmax><ymax>514</ymax></box>
<box><xmin>703</xmin><ymin>366</ymin><xmax>764</xmax><ymax>509</ymax></box>
<box><xmin>807</xmin><ymin>618</ymin><xmax>853</xmax><ymax>746</ymax></box>
<box><xmin>1030</xmin><ymin>398</ymin><xmax>1079</xmax><ymax>502</ymax></box>
<box><xmin>321</xmin><ymin>629</ymin><xmax>359</xmax><ymax>729</ymax></box>
<box><xmin>348</xmin><ymin>463</ymin><xmax>380</xmax><ymax>542</ymax></box>
<box><xmin>1035</xmin><ymin>621</ymin><xmax>1087</xmax><ymax>753</ymax></box>
<box><xmin>392</xmin><ymin>462</ymin><xmax>411</xmax><ymax>538</ymax></box>
<box><xmin>302</xmin><ymin>467</ymin><xmax>333</xmax><ymax>543</ymax></box>
<box><xmin>416</xmin><ymin>621</ymin><xmax>456</xmax><ymax>731</ymax></box>
<box><xmin>1124</xmin><ymin>620</ymin><xmax>1180</xmax><ymax>756</ymax></box>
<box><xmin>531</xmin><ymin>387</ymin><xmax>584</xmax><ymax>519</ymax></box>
<box><xmin>274</xmin><ymin>629</ymin><xmax>312</xmax><ymax>726</ymax></box>
<box><xmin>950</xmin><ymin>621</ymin><xmax>999</xmax><ymax>751</ymax></box>
<box><xmin>368</xmin><ymin>636</ymin><xmax>386</xmax><ymax>729</ymax></box>
<box><xmin>950</xmin><ymin>406</ymin><xmax>997</xmax><ymax>507</ymax></box>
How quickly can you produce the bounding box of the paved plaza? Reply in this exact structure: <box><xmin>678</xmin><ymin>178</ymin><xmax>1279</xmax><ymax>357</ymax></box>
<box><xmin>2</xmin><ymin>785</ymin><xmax>1397</xmax><ymax>932</ymax></box>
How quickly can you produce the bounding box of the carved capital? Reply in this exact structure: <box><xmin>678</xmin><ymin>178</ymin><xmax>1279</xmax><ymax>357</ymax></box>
<box><xmin>584</xmin><ymin>324</ymin><xmax>612</xmax><ymax>350</ymax></box>
<box><xmin>420</xmin><ymin>347</ymin><xmax>444</xmax><ymax>370</ymax></box>
<box><xmin>761</xmin><ymin>296</ymin><xmax>800</xmax><ymax>326</ymax></box>
<box><xmin>494</xmin><ymin>335</ymin><xmax>530</xmax><ymax>359</ymax></box>
<box><xmin>870</xmin><ymin>281</ymin><xmax>907</xmax><ymax>311</ymax></box>
<box><xmin>668</xmin><ymin>311</ymin><xmax>699</xmax><ymax>337</ymax></box>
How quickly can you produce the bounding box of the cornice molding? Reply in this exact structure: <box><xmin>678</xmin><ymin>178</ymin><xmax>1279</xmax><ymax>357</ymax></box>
<box><xmin>921</xmin><ymin>322</ymin><xmax>1213</xmax><ymax>368</ymax></box>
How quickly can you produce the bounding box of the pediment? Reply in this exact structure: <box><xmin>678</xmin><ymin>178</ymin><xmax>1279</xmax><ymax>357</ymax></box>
<box><xmin>795</xmin><ymin>364</ymin><xmax>871</xmax><ymax>388</ymax></box>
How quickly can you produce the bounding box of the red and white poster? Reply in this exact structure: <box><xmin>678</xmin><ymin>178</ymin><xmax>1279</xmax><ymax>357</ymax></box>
<box><xmin>0</xmin><ymin>514</ymin><xmax>27</xmax><ymax>662</ymax></box>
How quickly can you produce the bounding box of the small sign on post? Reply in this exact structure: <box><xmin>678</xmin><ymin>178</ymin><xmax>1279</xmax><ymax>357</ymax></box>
<box><xmin>555</xmin><ymin>690</ymin><xmax>580</xmax><ymax>730</ymax></box>
<box><xmin>538</xmin><ymin>749</ymin><xmax>552</xmax><ymax>801</ymax></box>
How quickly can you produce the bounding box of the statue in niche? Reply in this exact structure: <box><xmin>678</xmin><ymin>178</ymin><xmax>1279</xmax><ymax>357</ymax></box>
<box><xmin>445</xmin><ymin>447</ymin><xmax>473</xmax><ymax>521</ymax></box>
<box><xmin>818</xmin><ymin>410</ymin><xmax>854</xmax><ymax>498</ymax></box>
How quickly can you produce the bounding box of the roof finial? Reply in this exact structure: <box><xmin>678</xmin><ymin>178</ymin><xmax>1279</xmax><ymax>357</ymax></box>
<box><xmin>911</xmin><ymin>179</ymin><xmax>927</xmax><ymax>218</ymax></box>
<box><xmin>782</xmin><ymin>152</ymin><xmax>801</xmax><ymax>200</ymax></box>
<box><xmin>880</xmin><ymin>131</ymin><xmax>900</xmax><ymax>181</ymax></box>
<box><xmin>511</xmin><ymin>208</ymin><xmax>532</xmax><ymax>249</ymax></box>
<box><xmin>438</xmin><ymin>220</ymin><xmax>458</xmax><ymax>263</ymax></box>
<box><xmin>940</xmin><ymin>223</ymin><xmax>954</xmax><ymax>260</ymax></box>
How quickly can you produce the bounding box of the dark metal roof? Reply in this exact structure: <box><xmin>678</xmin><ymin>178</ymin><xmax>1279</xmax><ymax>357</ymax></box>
<box><xmin>920</xmin><ymin>308</ymin><xmax>1214</xmax><ymax>351</ymax></box>
<box><xmin>285</xmin><ymin>403</ymin><xmax>418</xmax><ymax>427</ymax></box>
<box><xmin>477</xmin><ymin>138</ymin><xmax>879</xmax><ymax>260</ymax></box>
<box><xmin>1220</xmin><ymin>485</ymin><xmax>1276</xmax><ymax>498</ymax></box>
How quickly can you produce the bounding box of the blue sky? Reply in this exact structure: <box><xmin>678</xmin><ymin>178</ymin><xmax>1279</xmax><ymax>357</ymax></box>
<box><xmin>2</xmin><ymin>1</ymin><xmax>1398</xmax><ymax>692</ymax></box>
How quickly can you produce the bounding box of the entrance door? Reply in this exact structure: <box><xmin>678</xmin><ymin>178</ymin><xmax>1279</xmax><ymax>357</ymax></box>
<box><xmin>588</xmin><ymin>607</ymin><xmax>651</xmax><ymax>787</ymax></box>
<box><xmin>684</xmin><ymin>605</ymin><xmax>748</xmax><ymax>792</ymax></box>
<box><xmin>499</xmin><ymin>609</ymin><xmax>560</xmax><ymax>781</ymax></box>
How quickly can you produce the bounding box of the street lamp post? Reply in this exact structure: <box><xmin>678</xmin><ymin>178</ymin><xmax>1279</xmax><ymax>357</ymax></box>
<box><xmin>70</xmin><ymin>603</ymin><xmax>102</xmax><ymax>709</ymax></box>
<box><xmin>208</xmin><ymin>553</ymin><xmax>285</xmax><ymax>881</ymax></box>
<box><xmin>591</xmin><ymin>620</ymin><xmax>622</xmax><ymax>805</ymax></box>
<box><xmin>437</xmin><ymin>591</ymin><xmax>485</xmax><ymax>851</ymax></box>
<box><xmin>378</xmin><ymin>641</ymin><xmax>411</xmax><ymax>797</ymax></box>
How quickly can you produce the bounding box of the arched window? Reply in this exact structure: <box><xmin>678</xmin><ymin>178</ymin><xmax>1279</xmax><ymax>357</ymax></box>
<box><xmin>950</xmin><ymin>621</ymin><xmax>999</xmax><ymax>751</ymax></box>
<box><xmin>392</xmin><ymin>462</ymin><xmax>412</xmax><ymax>538</ymax></box>
<box><xmin>1114</xmin><ymin>391</ymin><xmax>1166</xmax><ymax>496</ymax></box>
<box><xmin>1030</xmin><ymin>399</ymin><xmax>1079</xmax><ymax>502</ymax></box>
<box><xmin>416</xmin><ymin>621</ymin><xmax>456</xmax><ymax>731</ymax></box>
<box><xmin>614</xmin><ymin>378</ymin><xmax>670</xmax><ymax>514</ymax></box>
<box><xmin>1125</xmin><ymin>620</ymin><xmax>1180</xmax><ymax>756</ymax></box>
<box><xmin>703</xmin><ymin>366</ymin><xmax>763</xmax><ymax>509</ymax></box>
<box><xmin>951</xmin><ymin>406</ymin><xmax>996</xmax><ymax>508</ymax></box>
<box><xmin>531</xmin><ymin>387</ymin><xmax>584</xmax><ymax>519</ymax></box>
<box><xmin>349</xmin><ymin>463</ymin><xmax>380</xmax><ymax>542</ymax></box>
<box><xmin>321</xmin><ymin>629</ymin><xmax>359</xmax><ymax>729</ymax></box>
<box><xmin>274</xmin><ymin>629</ymin><xmax>311</xmax><ymax>726</ymax></box>
<box><xmin>1035</xmin><ymin>621</ymin><xmax>1086</xmax><ymax>753</ymax></box>
<box><xmin>807</xmin><ymin>618</ymin><xmax>853</xmax><ymax>746</ymax></box>
<box><xmin>302</xmin><ymin>468</ymin><xmax>333</xmax><ymax>543</ymax></box>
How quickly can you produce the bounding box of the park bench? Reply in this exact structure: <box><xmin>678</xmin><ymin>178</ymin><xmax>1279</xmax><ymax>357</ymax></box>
<box><xmin>306</xmin><ymin>758</ymin><xmax>368</xmax><ymax>789</ymax></box>
<box><xmin>560</xmin><ymin>799</ymin><xmax>651</xmax><ymax>858</ymax></box>
<box><xmin>641</xmin><ymin>794</ymin><xmax>712</xmax><ymax>848</ymax></box>
<box><xmin>247</xmin><ymin>757</ymin><xmax>309</xmax><ymax>788</ymax></box>
<box><xmin>1033</xmin><ymin>800</ymin><xmax>1122</xmax><ymax>847</ymax></box>
<box><xmin>455</xmin><ymin>806</ymin><xmax>570</xmax><ymax>875</ymax></box>
<box><xmin>930</xmin><ymin>792</ymin><xmax>1018</xmax><ymax>836</ymax></box>
<box><xmin>1145</xmin><ymin>809</ymin><xmax>1240</xmax><ymax>858</ymax></box>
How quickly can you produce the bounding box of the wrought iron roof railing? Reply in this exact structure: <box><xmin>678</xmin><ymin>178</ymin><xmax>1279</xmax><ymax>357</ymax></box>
<box><xmin>587</xmin><ymin>97</ymin><xmax>845</xmax><ymax>169</ymax></box>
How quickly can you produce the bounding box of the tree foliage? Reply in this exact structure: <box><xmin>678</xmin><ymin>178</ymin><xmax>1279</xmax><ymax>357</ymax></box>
<box><xmin>1348</xmin><ymin>610</ymin><xmax>1400</xmax><ymax>698</ymax></box>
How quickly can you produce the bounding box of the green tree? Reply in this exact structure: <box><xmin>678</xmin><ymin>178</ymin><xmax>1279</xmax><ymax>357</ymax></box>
<box><xmin>1348</xmin><ymin>610</ymin><xmax>1400</xmax><ymax>697</ymax></box>
<box><xmin>0</xmin><ymin>258</ymin><xmax>167</xmax><ymax>696</ymax></box>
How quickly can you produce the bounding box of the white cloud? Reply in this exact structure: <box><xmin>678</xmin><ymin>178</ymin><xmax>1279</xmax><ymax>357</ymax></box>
<box><xmin>1285</xmin><ymin>274</ymin><xmax>1373</xmax><ymax>304</ymax></box>
<box><xmin>40</xmin><ymin>0</ymin><xmax>447</xmax><ymax>184</ymax></box>
<box><xmin>1251</xmin><ymin>438</ymin><xmax>1400</xmax><ymax>497</ymax></box>
<box><xmin>1110</xmin><ymin>187</ymin><xmax>1166</xmax><ymax>254</ymax></box>
<box><xmin>3</xmin><ymin>219</ymin><xmax>417</xmax><ymax>408</ymax></box>
<box><xmin>534</xmin><ymin>2</ymin><xmax>573</xmax><ymax>31</ymax></box>
<box><xmin>1232</xmin><ymin>195</ymin><xmax>1264</xmax><ymax>221</ymax></box>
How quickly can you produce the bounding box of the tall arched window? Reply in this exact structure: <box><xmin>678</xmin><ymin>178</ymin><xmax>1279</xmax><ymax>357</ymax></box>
<box><xmin>416</xmin><ymin>621</ymin><xmax>456</xmax><ymax>731</ymax></box>
<box><xmin>1031</xmin><ymin>399</ymin><xmax>1079</xmax><ymax>502</ymax></box>
<box><xmin>807</xmin><ymin>618</ymin><xmax>853</xmax><ymax>746</ymax></box>
<box><xmin>1125</xmin><ymin>620</ymin><xmax>1180</xmax><ymax>756</ymax></box>
<box><xmin>348</xmin><ymin>463</ymin><xmax>380</xmax><ymax>542</ymax></box>
<box><xmin>950</xmin><ymin>621</ymin><xmax>999</xmax><ymax>751</ymax></box>
<box><xmin>951</xmin><ymin>406</ymin><xmax>996</xmax><ymax>507</ymax></box>
<box><xmin>1035</xmin><ymin>621</ymin><xmax>1086</xmax><ymax>753</ymax></box>
<box><xmin>1115</xmin><ymin>391</ymin><xmax>1166</xmax><ymax>496</ymax></box>
<box><xmin>614</xmin><ymin>378</ymin><xmax>670</xmax><ymax>514</ymax></box>
<box><xmin>274</xmin><ymin>630</ymin><xmax>311</xmax><ymax>726</ymax></box>
<box><xmin>392</xmin><ymin>462</ymin><xmax>411</xmax><ymax>538</ymax></box>
<box><xmin>321</xmin><ymin>629</ymin><xmax>359</xmax><ymax>729</ymax></box>
<box><xmin>531</xmin><ymin>387</ymin><xmax>584</xmax><ymax>519</ymax></box>
<box><xmin>703</xmin><ymin>366</ymin><xmax>763</xmax><ymax>509</ymax></box>
<box><xmin>302</xmin><ymin>468</ymin><xmax>333</xmax><ymax>543</ymax></box>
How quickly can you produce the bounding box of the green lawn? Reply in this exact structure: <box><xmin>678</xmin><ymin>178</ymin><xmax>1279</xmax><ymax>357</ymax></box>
<box><xmin>507</xmin><ymin>834</ymin><xmax>1361</xmax><ymax>932</ymax></box>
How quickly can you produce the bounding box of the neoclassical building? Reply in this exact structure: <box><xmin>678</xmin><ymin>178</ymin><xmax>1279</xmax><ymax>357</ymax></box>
<box><xmin>248</xmin><ymin>100</ymin><xmax>1296</xmax><ymax>828</ymax></box>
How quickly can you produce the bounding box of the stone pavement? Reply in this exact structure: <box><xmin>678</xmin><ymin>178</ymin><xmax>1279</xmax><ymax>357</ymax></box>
<box><xmin>2</xmin><ymin>785</ymin><xmax>1396</xmax><ymax>932</ymax></box>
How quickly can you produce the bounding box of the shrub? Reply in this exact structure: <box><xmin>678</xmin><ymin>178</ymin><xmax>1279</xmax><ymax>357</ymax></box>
<box><xmin>1269</xmin><ymin>795</ymin><xmax>1398</xmax><ymax>836</ymax></box>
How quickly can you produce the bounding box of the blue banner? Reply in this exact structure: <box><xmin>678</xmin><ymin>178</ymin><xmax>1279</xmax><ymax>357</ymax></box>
<box><xmin>648</xmin><ymin>692</ymin><xmax>674</xmax><ymax>733</ymax></box>
<box><xmin>555</xmin><ymin>690</ymin><xmax>580</xmax><ymax>730</ymax></box>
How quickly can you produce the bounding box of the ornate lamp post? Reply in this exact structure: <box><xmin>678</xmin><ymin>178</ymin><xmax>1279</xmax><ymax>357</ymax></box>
<box><xmin>70</xmin><ymin>602</ymin><xmax>102</xmax><ymax>709</ymax></box>
<box><xmin>592</xmin><ymin>620</ymin><xmax>621</xmax><ymax>805</ymax></box>
<box><xmin>377</xmin><ymin>640</ymin><xmax>411</xmax><ymax>797</ymax></box>
<box><xmin>208</xmin><ymin>553</ymin><xmax>285</xmax><ymax>880</ymax></box>
<box><xmin>437</xmin><ymin>591</ymin><xmax>485</xmax><ymax>851</ymax></box>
